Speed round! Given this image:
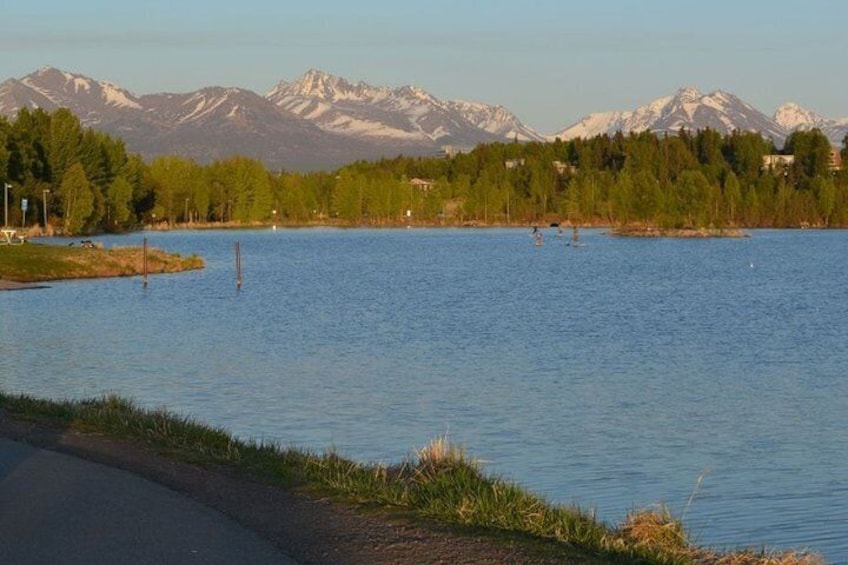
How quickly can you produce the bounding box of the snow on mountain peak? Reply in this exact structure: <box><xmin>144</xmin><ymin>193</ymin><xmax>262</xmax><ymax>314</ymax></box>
<box><xmin>100</xmin><ymin>81</ymin><xmax>141</xmax><ymax>109</ymax></box>
<box><xmin>292</xmin><ymin>69</ymin><xmax>357</xmax><ymax>100</ymax></box>
<box><xmin>675</xmin><ymin>86</ymin><xmax>702</xmax><ymax>102</ymax></box>
<box><xmin>262</xmin><ymin>69</ymin><xmax>544</xmax><ymax>143</ymax></box>
<box><xmin>18</xmin><ymin>67</ymin><xmax>142</xmax><ymax>111</ymax></box>
<box><xmin>774</xmin><ymin>102</ymin><xmax>827</xmax><ymax>130</ymax></box>
<box><xmin>552</xmin><ymin>85</ymin><xmax>794</xmax><ymax>144</ymax></box>
<box><xmin>34</xmin><ymin>65</ymin><xmax>61</xmax><ymax>77</ymax></box>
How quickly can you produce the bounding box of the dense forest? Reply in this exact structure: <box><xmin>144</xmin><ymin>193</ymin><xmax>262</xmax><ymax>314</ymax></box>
<box><xmin>2</xmin><ymin>107</ymin><xmax>847</xmax><ymax>234</ymax></box>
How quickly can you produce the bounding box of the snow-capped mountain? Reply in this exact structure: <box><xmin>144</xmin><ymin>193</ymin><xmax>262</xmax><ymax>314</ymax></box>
<box><xmin>774</xmin><ymin>102</ymin><xmax>848</xmax><ymax>145</ymax></box>
<box><xmin>266</xmin><ymin>69</ymin><xmax>543</xmax><ymax>145</ymax></box>
<box><xmin>0</xmin><ymin>67</ymin><xmax>541</xmax><ymax>170</ymax></box>
<box><xmin>774</xmin><ymin>102</ymin><xmax>829</xmax><ymax>130</ymax></box>
<box><xmin>0</xmin><ymin>68</ymin><xmax>364</xmax><ymax>170</ymax></box>
<box><xmin>444</xmin><ymin>99</ymin><xmax>541</xmax><ymax>141</ymax></box>
<box><xmin>130</xmin><ymin>87</ymin><xmax>356</xmax><ymax>170</ymax></box>
<box><xmin>0</xmin><ymin>66</ymin><xmax>143</xmax><ymax>123</ymax></box>
<box><xmin>551</xmin><ymin>87</ymin><xmax>844</xmax><ymax>147</ymax></box>
<box><xmin>2</xmin><ymin>68</ymin><xmax>845</xmax><ymax>171</ymax></box>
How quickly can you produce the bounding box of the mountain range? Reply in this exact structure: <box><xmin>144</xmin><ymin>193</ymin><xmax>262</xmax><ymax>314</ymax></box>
<box><xmin>553</xmin><ymin>87</ymin><xmax>848</xmax><ymax>147</ymax></box>
<box><xmin>0</xmin><ymin>67</ymin><xmax>845</xmax><ymax>171</ymax></box>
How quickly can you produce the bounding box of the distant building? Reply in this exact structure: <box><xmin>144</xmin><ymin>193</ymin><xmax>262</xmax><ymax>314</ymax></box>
<box><xmin>829</xmin><ymin>148</ymin><xmax>842</xmax><ymax>171</ymax></box>
<box><xmin>504</xmin><ymin>158</ymin><xmax>525</xmax><ymax>169</ymax></box>
<box><xmin>409</xmin><ymin>178</ymin><xmax>436</xmax><ymax>192</ymax></box>
<box><xmin>762</xmin><ymin>154</ymin><xmax>795</xmax><ymax>170</ymax></box>
<box><xmin>762</xmin><ymin>151</ymin><xmax>842</xmax><ymax>173</ymax></box>
<box><xmin>552</xmin><ymin>160</ymin><xmax>577</xmax><ymax>175</ymax></box>
<box><xmin>440</xmin><ymin>145</ymin><xmax>474</xmax><ymax>158</ymax></box>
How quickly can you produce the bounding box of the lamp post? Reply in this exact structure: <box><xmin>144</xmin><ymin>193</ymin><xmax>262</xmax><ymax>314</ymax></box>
<box><xmin>42</xmin><ymin>189</ymin><xmax>50</xmax><ymax>229</ymax></box>
<box><xmin>3</xmin><ymin>182</ymin><xmax>10</xmax><ymax>227</ymax></box>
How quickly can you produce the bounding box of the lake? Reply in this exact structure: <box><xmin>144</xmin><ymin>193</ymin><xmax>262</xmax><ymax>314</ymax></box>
<box><xmin>1</xmin><ymin>228</ymin><xmax>846</xmax><ymax>562</ymax></box>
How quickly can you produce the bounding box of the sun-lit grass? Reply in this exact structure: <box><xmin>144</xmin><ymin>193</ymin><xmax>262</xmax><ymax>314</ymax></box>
<box><xmin>619</xmin><ymin>507</ymin><xmax>689</xmax><ymax>553</ymax></box>
<box><xmin>0</xmin><ymin>392</ymin><xmax>825</xmax><ymax>565</ymax></box>
<box><xmin>0</xmin><ymin>242</ymin><xmax>203</xmax><ymax>282</ymax></box>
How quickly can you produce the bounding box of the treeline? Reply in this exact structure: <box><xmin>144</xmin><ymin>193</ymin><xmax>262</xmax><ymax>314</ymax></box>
<box><xmin>3</xmin><ymin>107</ymin><xmax>848</xmax><ymax>234</ymax></box>
<box><xmin>347</xmin><ymin>128</ymin><xmax>848</xmax><ymax>228</ymax></box>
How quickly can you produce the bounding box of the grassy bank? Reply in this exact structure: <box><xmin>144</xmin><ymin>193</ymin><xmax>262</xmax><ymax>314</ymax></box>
<box><xmin>0</xmin><ymin>242</ymin><xmax>203</xmax><ymax>282</ymax></box>
<box><xmin>0</xmin><ymin>392</ymin><xmax>822</xmax><ymax>565</ymax></box>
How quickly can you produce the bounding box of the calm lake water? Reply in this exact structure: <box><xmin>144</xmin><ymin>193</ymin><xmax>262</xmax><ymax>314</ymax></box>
<box><xmin>2</xmin><ymin>228</ymin><xmax>847</xmax><ymax>562</ymax></box>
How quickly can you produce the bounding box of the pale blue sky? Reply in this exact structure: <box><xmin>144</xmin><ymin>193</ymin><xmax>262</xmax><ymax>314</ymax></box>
<box><xmin>2</xmin><ymin>0</ymin><xmax>845</xmax><ymax>133</ymax></box>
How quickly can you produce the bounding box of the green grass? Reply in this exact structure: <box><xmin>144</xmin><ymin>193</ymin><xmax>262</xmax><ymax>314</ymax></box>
<box><xmin>0</xmin><ymin>392</ymin><xmax>824</xmax><ymax>565</ymax></box>
<box><xmin>0</xmin><ymin>242</ymin><xmax>203</xmax><ymax>282</ymax></box>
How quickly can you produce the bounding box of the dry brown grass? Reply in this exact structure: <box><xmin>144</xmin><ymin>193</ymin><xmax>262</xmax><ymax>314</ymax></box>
<box><xmin>619</xmin><ymin>507</ymin><xmax>689</xmax><ymax>552</ymax></box>
<box><xmin>617</xmin><ymin>508</ymin><xmax>825</xmax><ymax>565</ymax></box>
<box><xmin>415</xmin><ymin>434</ymin><xmax>475</xmax><ymax>470</ymax></box>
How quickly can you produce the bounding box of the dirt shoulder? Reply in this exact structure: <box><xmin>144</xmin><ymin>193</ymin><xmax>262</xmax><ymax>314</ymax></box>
<box><xmin>0</xmin><ymin>412</ymin><xmax>587</xmax><ymax>564</ymax></box>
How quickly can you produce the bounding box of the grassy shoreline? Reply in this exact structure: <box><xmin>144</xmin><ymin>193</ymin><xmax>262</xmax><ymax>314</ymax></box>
<box><xmin>0</xmin><ymin>242</ymin><xmax>203</xmax><ymax>283</ymax></box>
<box><xmin>0</xmin><ymin>392</ymin><xmax>822</xmax><ymax>565</ymax></box>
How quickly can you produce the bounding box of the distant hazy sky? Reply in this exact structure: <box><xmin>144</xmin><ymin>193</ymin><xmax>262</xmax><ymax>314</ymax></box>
<box><xmin>3</xmin><ymin>0</ymin><xmax>845</xmax><ymax>133</ymax></box>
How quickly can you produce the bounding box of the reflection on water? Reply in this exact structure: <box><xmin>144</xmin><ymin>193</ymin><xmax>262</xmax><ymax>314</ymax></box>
<box><xmin>2</xmin><ymin>228</ymin><xmax>847</xmax><ymax>562</ymax></box>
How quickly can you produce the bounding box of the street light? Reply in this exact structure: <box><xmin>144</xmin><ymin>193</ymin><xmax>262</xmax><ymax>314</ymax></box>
<box><xmin>3</xmin><ymin>182</ymin><xmax>10</xmax><ymax>227</ymax></box>
<box><xmin>42</xmin><ymin>189</ymin><xmax>51</xmax><ymax>230</ymax></box>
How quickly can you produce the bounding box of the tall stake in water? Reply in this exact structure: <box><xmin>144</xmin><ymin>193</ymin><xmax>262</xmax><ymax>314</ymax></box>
<box><xmin>142</xmin><ymin>237</ymin><xmax>148</xmax><ymax>288</ymax></box>
<box><xmin>235</xmin><ymin>241</ymin><xmax>242</xmax><ymax>290</ymax></box>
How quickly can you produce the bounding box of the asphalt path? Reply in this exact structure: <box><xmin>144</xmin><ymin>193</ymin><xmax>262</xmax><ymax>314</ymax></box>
<box><xmin>0</xmin><ymin>438</ymin><xmax>296</xmax><ymax>565</ymax></box>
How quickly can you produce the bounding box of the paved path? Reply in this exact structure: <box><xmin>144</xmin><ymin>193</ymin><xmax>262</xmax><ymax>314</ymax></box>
<box><xmin>0</xmin><ymin>438</ymin><xmax>297</xmax><ymax>565</ymax></box>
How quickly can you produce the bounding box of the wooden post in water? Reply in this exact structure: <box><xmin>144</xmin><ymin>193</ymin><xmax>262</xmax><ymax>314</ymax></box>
<box><xmin>235</xmin><ymin>241</ymin><xmax>242</xmax><ymax>290</ymax></box>
<box><xmin>142</xmin><ymin>237</ymin><xmax>148</xmax><ymax>288</ymax></box>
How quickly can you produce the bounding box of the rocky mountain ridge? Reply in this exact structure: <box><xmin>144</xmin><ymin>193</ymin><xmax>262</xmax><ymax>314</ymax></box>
<box><xmin>0</xmin><ymin>67</ymin><xmax>541</xmax><ymax>170</ymax></box>
<box><xmin>1</xmin><ymin>67</ymin><xmax>845</xmax><ymax>171</ymax></box>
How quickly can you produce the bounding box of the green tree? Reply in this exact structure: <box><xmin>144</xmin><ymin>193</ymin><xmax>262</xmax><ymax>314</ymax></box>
<box><xmin>812</xmin><ymin>176</ymin><xmax>836</xmax><ymax>226</ymax></box>
<box><xmin>332</xmin><ymin>173</ymin><xmax>362</xmax><ymax>222</ymax></box>
<box><xmin>527</xmin><ymin>162</ymin><xmax>553</xmax><ymax>219</ymax></box>
<box><xmin>564</xmin><ymin>176</ymin><xmax>581</xmax><ymax>223</ymax></box>
<box><xmin>149</xmin><ymin>156</ymin><xmax>191</xmax><ymax>223</ymax></box>
<box><xmin>841</xmin><ymin>133</ymin><xmax>848</xmax><ymax>167</ymax></box>
<box><xmin>723</xmin><ymin>131</ymin><xmax>771</xmax><ymax>184</ymax></box>
<box><xmin>0</xmin><ymin>118</ymin><xmax>11</xmax><ymax>184</ymax></box>
<box><xmin>149</xmin><ymin>156</ymin><xmax>205</xmax><ymax>224</ymax></box>
<box><xmin>277</xmin><ymin>173</ymin><xmax>316</xmax><ymax>223</ymax></box>
<box><xmin>58</xmin><ymin>162</ymin><xmax>94</xmax><ymax>234</ymax></box>
<box><xmin>674</xmin><ymin>170</ymin><xmax>712</xmax><ymax>227</ymax></box>
<box><xmin>7</xmin><ymin>108</ymin><xmax>51</xmax><ymax>186</ymax></box>
<box><xmin>785</xmin><ymin>128</ymin><xmax>832</xmax><ymax>183</ymax></box>
<box><xmin>694</xmin><ymin>128</ymin><xmax>727</xmax><ymax>183</ymax></box>
<box><xmin>105</xmin><ymin>176</ymin><xmax>134</xmax><ymax>230</ymax></box>
<box><xmin>631</xmin><ymin>170</ymin><xmax>661</xmax><ymax>223</ymax></box>
<box><xmin>610</xmin><ymin>170</ymin><xmax>634</xmax><ymax>225</ymax></box>
<box><xmin>723</xmin><ymin>171</ymin><xmax>742</xmax><ymax>225</ymax></box>
<box><xmin>47</xmin><ymin>109</ymin><xmax>83</xmax><ymax>186</ymax></box>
